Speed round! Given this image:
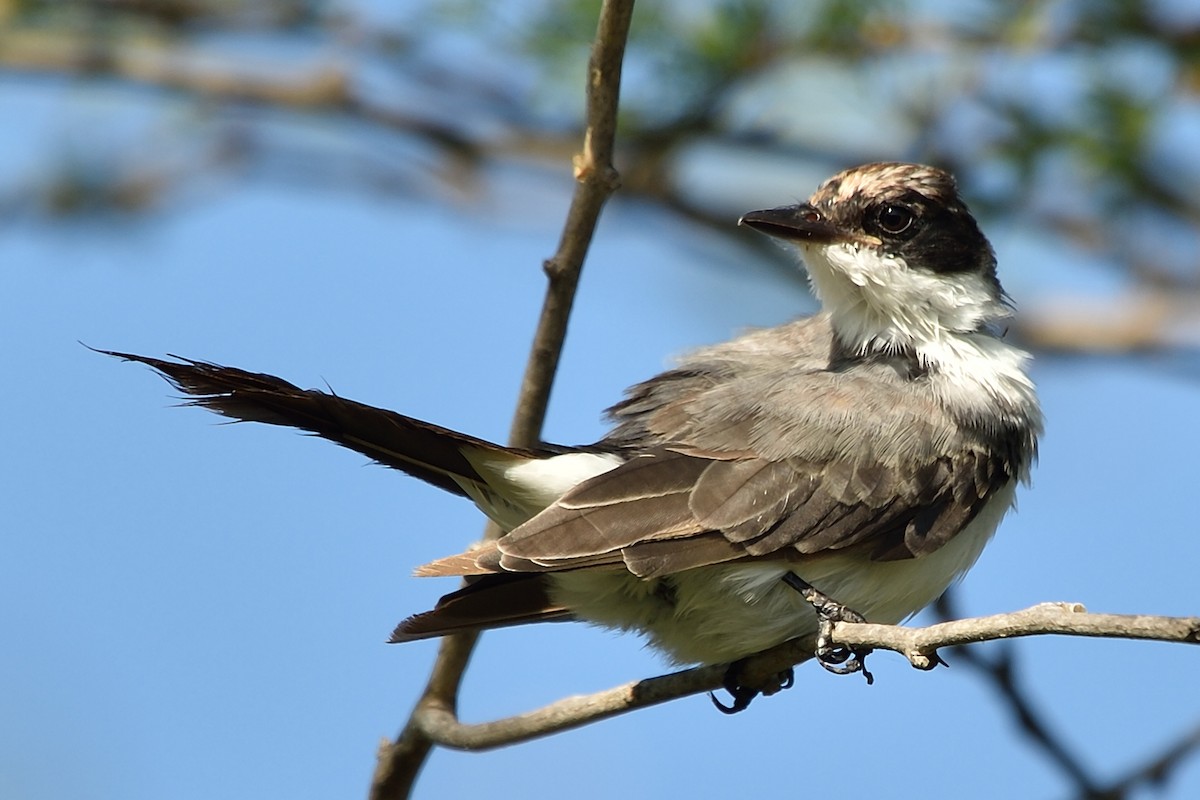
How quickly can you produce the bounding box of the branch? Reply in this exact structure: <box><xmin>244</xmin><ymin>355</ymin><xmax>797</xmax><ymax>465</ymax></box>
<box><xmin>829</xmin><ymin>602</ymin><xmax>1200</xmax><ymax>669</ymax></box>
<box><xmin>1013</xmin><ymin>290</ymin><xmax>1200</xmax><ymax>357</ymax></box>
<box><xmin>932</xmin><ymin>593</ymin><xmax>1102</xmax><ymax>792</ymax></box>
<box><xmin>1097</xmin><ymin>721</ymin><xmax>1200</xmax><ymax>800</ymax></box>
<box><xmin>368</xmin><ymin>2</ymin><xmax>636</xmax><ymax>798</ymax></box>
<box><xmin>0</xmin><ymin>24</ymin><xmax>480</xmax><ymax>157</ymax></box>
<box><xmin>388</xmin><ymin>604</ymin><xmax>1199</xmax><ymax>753</ymax></box>
<box><xmin>933</xmin><ymin>593</ymin><xmax>1200</xmax><ymax>799</ymax></box>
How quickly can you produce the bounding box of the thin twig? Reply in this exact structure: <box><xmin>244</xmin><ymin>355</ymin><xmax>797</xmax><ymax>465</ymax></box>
<box><xmin>830</xmin><ymin>602</ymin><xmax>1200</xmax><ymax>668</ymax></box>
<box><xmin>368</xmin><ymin>2</ymin><xmax>636</xmax><ymax>798</ymax></box>
<box><xmin>391</xmin><ymin>604</ymin><xmax>1199</xmax><ymax>753</ymax></box>
<box><xmin>933</xmin><ymin>594</ymin><xmax>1200</xmax><ymax>800</ymax></box>
<box><xmin>508</xmin><ymin>5</ymin><xmax>630</xmax><ymax>440</ymax></box>
<box><xmin>0</xmin><ymin>25</ymin><xmax>482</xmax><ymax>158</ymax></box>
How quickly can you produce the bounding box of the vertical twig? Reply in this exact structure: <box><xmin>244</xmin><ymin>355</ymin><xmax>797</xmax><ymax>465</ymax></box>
<box><xmin>368</xmin><ymin>2</ymin><xmax>636</xmax><ymax>797</ymax></box>
<box><xmin>507</xmin><ymin>7</ymin><xmax>631</xmax><ymax>447</ymax></box>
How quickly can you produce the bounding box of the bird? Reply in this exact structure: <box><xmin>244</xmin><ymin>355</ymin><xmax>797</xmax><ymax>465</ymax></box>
<box><xmin>104</xmin><ymin>161</ymin><xmax>1041</xmax><ymax>710</ymax></box>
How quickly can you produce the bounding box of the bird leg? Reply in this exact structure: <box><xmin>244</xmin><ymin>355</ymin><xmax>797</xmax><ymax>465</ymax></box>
<box><xmin>781</xmin><ymin>572</ymin><xmax>875</xmax><ymax>685</ymax></box>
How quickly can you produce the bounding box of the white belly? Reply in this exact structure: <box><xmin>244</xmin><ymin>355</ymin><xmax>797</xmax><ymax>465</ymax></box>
<box><xmin>549</xmin><ymin>482</ymin><xmax>1017</xmax><ymax>665</ymax></box>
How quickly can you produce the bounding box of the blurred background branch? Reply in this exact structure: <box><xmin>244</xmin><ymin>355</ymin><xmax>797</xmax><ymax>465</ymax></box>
<box><xmin>934</xmin><ymin>594</ymin><xmax>1200</xmax><ymax>800</ymax></box>
<box><xmin>3</xmin><ymin>0</ymin><xmax>1199</xmax><ymax>359</ymax></box>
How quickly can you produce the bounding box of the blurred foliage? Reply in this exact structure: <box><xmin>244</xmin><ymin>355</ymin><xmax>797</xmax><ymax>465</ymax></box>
<box><xmin>506</xmin><ymin>0</ymin><xmax>892</xmax><ymax>127</ymax></box>
<box><xmin>6</xmin><ymin>0</ymin><xmax>323</xmax><ymax>30</ymax></box>
<box><xmin>2</xmin><ymin>0</ymin><xmax>1198</xmax><ymax>299</ymax></box>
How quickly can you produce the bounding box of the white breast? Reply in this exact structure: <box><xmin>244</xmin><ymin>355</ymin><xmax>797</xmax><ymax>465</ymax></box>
<box><xmin>549</xmin><ymin>482</ymin><xmax>1018</xmax><ymax>665</ymax></box>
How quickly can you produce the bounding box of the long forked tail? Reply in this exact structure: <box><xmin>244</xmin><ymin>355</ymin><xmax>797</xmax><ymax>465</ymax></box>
<box><xmin>98</xmin><ymin>349</ymin><xmax>542</xmax><ymax>502</ymax></box>
<box><xmin>102</xmin><ymin>348</ymin><xmax>590</xmax><ymax>639</ymax></box>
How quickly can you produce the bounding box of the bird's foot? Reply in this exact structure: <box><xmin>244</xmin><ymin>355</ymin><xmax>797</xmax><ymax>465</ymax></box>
<box><xmin>710</xmin><ymin>663</ymin><xmax>795</xmax><ymax>714</ymax></box>
<box><xmin>781</xmin><ymin>572</ymin><xmax>875</xmax><ymax>685</ymax></box>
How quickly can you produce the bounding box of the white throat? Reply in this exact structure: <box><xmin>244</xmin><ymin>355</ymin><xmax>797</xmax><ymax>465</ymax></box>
<box><xmin>801</xmin><ymin>241</ymin><xmax>1008</xmax><ymax>357</ymax></box>
<box><xmin>801</xmin><ymin>241</ymin><xmax>1041</xmax><ymax>442</ymax></box>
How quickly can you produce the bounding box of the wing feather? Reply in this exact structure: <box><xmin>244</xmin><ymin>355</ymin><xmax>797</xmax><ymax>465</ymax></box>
<box><xmin>417</xmin><ymin>318</ymin><xmax>1026</xmax><ymax>580</ymax></box>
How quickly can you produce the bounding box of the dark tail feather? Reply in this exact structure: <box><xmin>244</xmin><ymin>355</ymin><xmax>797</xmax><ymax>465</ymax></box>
<box><xmin>98</xmin><ymin>348</ymin><xmax>535</xmax><ymax>497</ymax></box>
<box><xmin>390</xmin><ymin>574</ymin><xmax>571</xmax><ymax>642</ymax></box>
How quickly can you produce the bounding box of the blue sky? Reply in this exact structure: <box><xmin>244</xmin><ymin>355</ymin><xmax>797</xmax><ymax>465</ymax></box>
<box><xmin>4</xmin><ymin>23</ymin><xmax>1200</xmax><ymax>800</ymax></box>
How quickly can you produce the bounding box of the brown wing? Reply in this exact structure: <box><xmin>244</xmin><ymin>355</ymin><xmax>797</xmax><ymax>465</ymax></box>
<box><xmin>480</xmin><ymin>344</ymin><xmax>1021</xmax><ymax>577</ymax></box>
<box><xmin>407</xmin><ymin>343</ymin><xmax>1023</xmax><ymax>584</ymax></box>
<box><xmin>395</xmin><ymin>438</ymin><xmax>1009</xmax><ymax>647</ymax></box>
<box><xmin>492</xmin><ymin>446</ymin><xmax>1009</xmax><ymax>578</ymax></box>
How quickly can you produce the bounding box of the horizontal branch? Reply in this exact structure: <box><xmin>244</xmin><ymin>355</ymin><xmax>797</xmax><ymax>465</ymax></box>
<box><xmin>415</xmin><ymin>603</ymin><xmax>1200</xmax><ymax>752</ymax></box>
<box><xmin>414</xmin><ymin>662</ymin><xmax>732</xmax><ymax>750</ymax></box>
<box><xmin>832</xmin><ymin>601</ymin><xmax>1200</xmax><ymax>668</ymax></box>
<box><xmin>0</xmin><ymin>25</ymin><xmax>480</xmax><ymax>157</ymax></box>
<box><xmin>1014</xmin><ymin>291</ymin><xmax>1200</xmax><ymax>355</ymax></box>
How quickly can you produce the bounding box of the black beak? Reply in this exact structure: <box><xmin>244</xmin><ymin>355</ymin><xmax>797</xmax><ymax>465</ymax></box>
<box><xmin>738</xmin><ymin>203</ymin><xmax>841</xmax><ymax>243</ymax></box>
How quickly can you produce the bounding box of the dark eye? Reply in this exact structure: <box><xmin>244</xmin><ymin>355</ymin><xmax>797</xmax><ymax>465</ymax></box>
<box><xmin>872</xmin><ymin>204</ymin><xmax>916</xmax><ymax>236</ymax></box>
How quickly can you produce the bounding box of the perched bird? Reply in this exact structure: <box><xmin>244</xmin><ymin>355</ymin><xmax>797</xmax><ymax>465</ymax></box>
<box><xmin>105</xmin><ymin>162</ymin><xmax>1041</xmax><ymax>709</ymax></box>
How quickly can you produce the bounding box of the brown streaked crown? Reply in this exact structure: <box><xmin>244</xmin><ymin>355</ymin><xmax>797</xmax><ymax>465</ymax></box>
<box><xmin>808</xmin><ymin>162</ymin><xmax>999</xmax><ymax>287</ymax></box>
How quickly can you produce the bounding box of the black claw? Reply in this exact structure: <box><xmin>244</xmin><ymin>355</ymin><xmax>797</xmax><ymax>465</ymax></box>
<box><xmin>782</xmin><ymin>572</ymin><xmax>876</xmax><ymax>684</ymax></box>
<box><xmin>710</xmin><ymin>688</ymin><xmax>756</xmax><ymax>714</ymax></box>
<box><xmin>815</xmin><ymin>646</ymin><xmax>875</xmax><ymax>684</ymax></box>
<box><xmin>711</xmin><ymin>663</ymin><xmax>796</xmax><ymax>714</ymax></box>
<box><xmin>712</xmin><ymin>660</ymin><xmax>758</xmax><ymax>713</ymax></box>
